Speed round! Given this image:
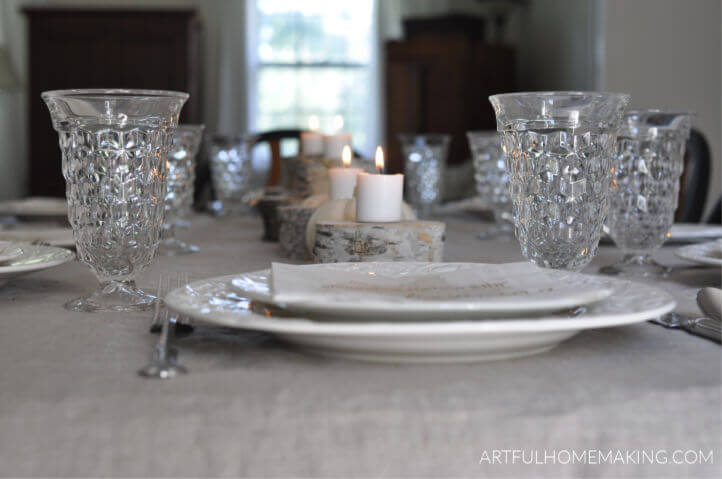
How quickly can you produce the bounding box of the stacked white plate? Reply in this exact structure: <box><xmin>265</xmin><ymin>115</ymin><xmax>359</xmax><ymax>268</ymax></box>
<box><xmin>676</xmin><ymin>240</ymin><xmax>722</xmax><ymax>267</ymax></box>
<box><xmin>165</xmin><ymin>262</ymin><xmax>676</xmax><ymax>363</ymax></box>
<box><xmin>0</xmin><ymin>243</ymin><xmax>74</xmax><ymax>286</ymax></box>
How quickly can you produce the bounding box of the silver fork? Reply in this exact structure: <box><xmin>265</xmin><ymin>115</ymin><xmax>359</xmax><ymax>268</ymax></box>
<box><xmin>138</xmin><ymin>273</ymin><xmax>188</xmax><ymax>379</ymax></box>
<box><xmin>150</xmin><ymin>272</ymin><xmax>194</xmax><ymax>335</ymax></box>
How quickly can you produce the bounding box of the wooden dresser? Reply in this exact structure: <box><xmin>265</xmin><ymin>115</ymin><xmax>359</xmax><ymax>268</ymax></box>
<box><xmin>385</xmin><ymin>18</ymin><xmax>515</xmax><ymax>174</ymax></box>
<box><xmin>22</xmin><ymin>8</ymin><xmax>201</xmax><ymax>196</ymax></box>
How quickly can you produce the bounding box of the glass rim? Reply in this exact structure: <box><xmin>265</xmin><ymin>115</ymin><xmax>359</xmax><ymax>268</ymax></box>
<box><xmin>489</xmin><ymin>91</ymin><xmax>630</xmax><ymax>101</ymax></box>
<box><xmin>41</xmin><ymin>88</ymin><xmax>189</xmax><ymax>101</ymax></box>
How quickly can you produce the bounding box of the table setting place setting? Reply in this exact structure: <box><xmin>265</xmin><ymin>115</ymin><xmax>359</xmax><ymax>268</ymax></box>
<box><xmin>0</xmin><ymin>88</ymin><xmax>719</xmax><ymax>383</ymax></box>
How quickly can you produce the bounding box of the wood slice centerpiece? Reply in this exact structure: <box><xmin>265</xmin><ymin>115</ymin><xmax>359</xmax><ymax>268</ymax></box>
<box><xmin>278</xmin><ymin>204</ymin><xmax>317</xmax><ymax>260</ymax></box>
<box><xmin>313</xmin><ymin>220</ymin><xmax>445</xmax><ymax>263</ymax></box>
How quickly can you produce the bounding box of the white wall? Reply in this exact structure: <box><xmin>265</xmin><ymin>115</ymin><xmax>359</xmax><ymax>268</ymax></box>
<box><xmin>517</xmin><ymin>0</ymin><xmax>598</xmax><ymax>91</ymax></box>
<box><xmin>602</xmin><ymin>0</ymin><xmax>721</xmax><ymax>216</ymax></box>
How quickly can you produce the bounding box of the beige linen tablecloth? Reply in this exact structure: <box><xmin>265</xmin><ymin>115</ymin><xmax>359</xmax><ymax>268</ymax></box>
<box><xmin>0</xmin><ymin>215</ymin><xmax>720</xmax><ymax>478</ymax></box>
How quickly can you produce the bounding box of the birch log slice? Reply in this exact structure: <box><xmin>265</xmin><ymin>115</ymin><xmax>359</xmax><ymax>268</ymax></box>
<box><xmin>313</xmin><ymin>221</ymin><xmax>445</xmax><ymax>263</ymax></box>
<box><xmin>278</xmin><ymin>205</ymin><xmax>317</xmax><ymax>260</ymax></box>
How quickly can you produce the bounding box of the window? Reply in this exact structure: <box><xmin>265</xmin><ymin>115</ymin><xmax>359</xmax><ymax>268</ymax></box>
<box><xmin>248</xmin><ymin>0</ymin><xmax>376</xmax><ymax>156</ymax></box>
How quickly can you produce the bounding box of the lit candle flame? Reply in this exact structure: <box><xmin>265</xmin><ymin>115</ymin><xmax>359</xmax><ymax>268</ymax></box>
<box><xmin>342</xmin><ymin>145</ymin><xmax>352</xmax><ymax>167</ymax></box>
<box><xmin>308</xmin><ymin>115</ymin><xmax>320</xmax><ymax>132</ymax></box>
<box><xmin>333</xmin><ymin>114</ymin><xmax>344</xmax><ymax>132</ymax></box>
<box><xmin>375</xmin><ymin>146</ymin><xmax>384</xmax><ymax>173</ymax></box>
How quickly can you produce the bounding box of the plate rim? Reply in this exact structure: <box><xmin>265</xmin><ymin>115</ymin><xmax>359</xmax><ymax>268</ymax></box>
<box><xmin>675</xmin><ymin>241</ymin><xmax>722</xmax><ymax>266</ymax></box>
<box><xmin>166</xmin><ymin>273</ymin><xmax>676</xmax><ymax>336</ymax></box>
<box><xmin>0</xmin><ymin>245</ymin><xmax>75</xmax><ymax>274</ymax></box>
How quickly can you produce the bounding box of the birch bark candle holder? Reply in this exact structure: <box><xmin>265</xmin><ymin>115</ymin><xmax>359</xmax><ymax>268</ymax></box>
<box><xmin>312</xmin><ymin>220</ymin><xmax>445</xmax><ymax>263</ymax></box>
<box><xmin>278</xmin><ymin>205</ymin><xmax>317</xmax><ymax>260</ymax></box>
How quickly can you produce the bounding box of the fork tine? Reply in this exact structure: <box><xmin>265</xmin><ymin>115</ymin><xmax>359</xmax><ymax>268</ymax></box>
<box><xmin>149</xmin><ymin>274</ymin><xmax>166</xmax><ymax>333</ymax></box>
<box><xmin>173</xmin><ymin>272</ymin><xmax>195</xmax><ymax>334</ymax></box>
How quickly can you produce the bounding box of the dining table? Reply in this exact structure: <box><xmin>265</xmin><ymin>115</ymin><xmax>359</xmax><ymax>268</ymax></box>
<box><xmin>0</xmin><ymin>213</ymin><xmax>720</xmax><ymax>478</ymax></box>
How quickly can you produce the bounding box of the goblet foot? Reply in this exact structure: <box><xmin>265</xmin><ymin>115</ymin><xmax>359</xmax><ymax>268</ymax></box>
<box><xmin>158</xmin><ymin>238</ymin><xmax>199</xmax><ymax>256</ymax></box>
<box><xmin>172</xmin><ymin>217</ymin><xmax>191</xmax><ymax>229</ymax></box>
<box><xmin>599</xmin><ymin>254</ymin><xmax>671</xmax><ymax>278</ymax></box>
<box><xmin>477</xmin><ymin>222</ymin><xmax>514</xmax><ymax>240</ymax></box>
<box><xmin>65</xmin><ymin>280</ymin><xmax>156</xmax><ymax>313</ymax></box>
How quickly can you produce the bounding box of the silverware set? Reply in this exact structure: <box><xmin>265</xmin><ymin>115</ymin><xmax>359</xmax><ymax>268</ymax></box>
<box><xmin>652</xmin><ymin>287</ymin><xmax>722</xmax><ymax>344</ymax></box>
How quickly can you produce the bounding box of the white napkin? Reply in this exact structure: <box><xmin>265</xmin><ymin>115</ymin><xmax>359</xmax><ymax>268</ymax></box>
<box><xmin>270</xmin><ymin>261</ymin><xmax>605</xmax><ymax>306</ymax></box>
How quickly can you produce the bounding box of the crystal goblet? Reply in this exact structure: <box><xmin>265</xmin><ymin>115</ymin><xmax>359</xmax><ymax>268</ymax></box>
<box><xmin>398</xmin><ymin>134</ymin><xmax>450</xmax><ymax>218</ymax></box>
<box><xmin>158</xmin><ymin>124</ymin><xmax>205</xmax><ymax>256</ymax></box>
<box><xmin>466</xmin><ymin>130</ymin><xmax>513</xmax><ymax>238</ymax></box>
<box><xmin>42</xmin><ymin>89</ymin><xmax>188</xmax><ymax>312</ymax></box>
<box><xmin>207</xmin><ymin>135</ymin><xmax>256</xmax><ymax>215</ymax></box>
<box><xmin>600</xmin><ymin>110</ymin><xmax>693</xmax><ymax>277</ymax></box>
<box><xmin>489</xmin><ymin>91</ymin><xmax>630</xmax><ymax>270</ymax></box>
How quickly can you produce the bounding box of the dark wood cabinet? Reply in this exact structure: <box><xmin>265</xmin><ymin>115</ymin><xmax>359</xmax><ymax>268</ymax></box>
<box><xmin>23</xmin><ymin>8</ymin><xmax>201</xmax><ymax>196</ymax></box>
<box><xmin>385</xmin><ymin>33</ymin><xmax>515</xmax><ymax>174</ymax></box>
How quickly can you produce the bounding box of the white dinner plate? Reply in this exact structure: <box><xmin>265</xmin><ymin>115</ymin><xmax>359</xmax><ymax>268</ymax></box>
<box><xmin>0</xmin><ymin>197</ymin><xmax>67</xmax><ymax>217</ymax></box>
<box><xmin>0</xmin><ymin>244</ymin><xmax>74</xmax><ymax>286</ymax></box>
<box><xmin>166</xmin><ymin>273</ymin><xmax>675</xmax><ymax>363</ymax></box>
<box><xmin>675</xmin><ymin>241</ymin><xmax>722</xmax><ymax>267</ymax></box>
<box><xmin>602</xmin><ymin>223</ymin><xmax>722</xmax><ymax>245</ymax></box>
<box><xmin>0</xmin><ymin>226</ymin><xmax>75</xmax><ymax>248</ymax></box>
<box><xmin>668</xmin><ymin>224</ymin><xmax>722</xmax><ymax>243</ymax></box>
<box><xmin>231</xmin><ymin>262</ymin><xmax>614</xmax><ymax>320</ymax></box>
<box><xmin>0</xmin><ymin>241</ymin><xmax>23</xmax><ymax>263</ymax></box>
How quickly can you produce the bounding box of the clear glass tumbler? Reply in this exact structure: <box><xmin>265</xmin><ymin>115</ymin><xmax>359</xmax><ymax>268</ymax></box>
<box><xmin>489</xmin><ymin>91</ymin><xmax>630</xmax><ymax>270</ymax></box>
<box><xmin>42</xmin><ymin>89</ymin><xmax>188</xmax><ymax>312</ymax></box>
<box><xmin>207</xmin><ymin>135</ymin><xmax>256</xmax><ymax>215</ymax></box>
<box><xmin>398</xmin><ymin>134</ymin><xmax>450</xmax><ymax>218</ymax></box>
<box><xmin>466</xmin><ymin>130</ymin><xmax>513</xmax><ymax>238</ymax></box>
<box><xmin>159</xmin><ymin>124</ymin><xmax>205</xmax><ymax>256</ymax></box>
<box><xmin>600</xmin><ymin>110</ymin><xmax>693</xmax><ymax>277</ymax></box>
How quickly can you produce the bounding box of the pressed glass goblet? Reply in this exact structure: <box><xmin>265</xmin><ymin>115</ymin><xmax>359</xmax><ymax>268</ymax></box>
<box><xmin>207</xmin><ymin>135</ymin><xmax>256</xmax><ymax>215</ymax></box>
<box><xmin>489</xmin><ymin>91</ymin><xmax>630</xmax><ymax>270</ymax></box>
<box><xmin>398</xmin><ymin>133</ymin><xmax>450</xmax><ymax>218</ymax></box>
<box><xmin>42</xmin><ymin>89</ymin><xmax>188</xmax><ymax>312</ymax></box>
<box><xmin>158</xmin><ymin>124</ymin><xmax>205</xmax><ymax>256</ymax></box>
<box><xmin>466</xmin><ymin>130</ymin><xmax>513</xmax><ymax>238</ymax></box>
<box><xmin>600</xmin><ymin>110</ymin><xmax>693</xmax><ymax>277</ymax></box>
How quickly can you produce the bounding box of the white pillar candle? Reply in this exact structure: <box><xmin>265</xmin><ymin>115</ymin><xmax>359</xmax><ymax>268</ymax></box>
<box><xmin>328</xmin><ymin>145</ymin><xmax>361</xmax><ymax>200</ymax></box>
<box><xmin>301</xmin><ymin>131</ymin><xmax>324</xmax><ymax>156</ymax></box>
<box><xmin>356</xmin><ymin>146</ymin><xmax>404</xmax><ymax>222</ymax></box>
<box><xmin>324</xmin><ymin>133</ymin><xmax>352</xmax><ymax>159</ymax></box>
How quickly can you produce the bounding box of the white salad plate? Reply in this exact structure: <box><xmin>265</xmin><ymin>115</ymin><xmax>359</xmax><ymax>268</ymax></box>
<box><xmin>166</xmin><ymin>272</ymin><xmax>675</xmax><ymax>363</ymax></box>
<box><xmin>0</xmin><ymin>197</ymin><xmax>67</xmax><ymax>217</ymax></box>
<box><xmin>231</xmin><ymin>262</ymin><xmax>614</xmax><ymax>320</ymax></box>
<box><xmin>0</xmin><ymin>226</ymin><xmax>75</xmax><ymax>248</ymax></box>
<box><xmin>0</xmin><ymin>244</ymin><xmax>74</xmax><ymax>286</ymax></box>
<box><xmin>675</xmin><ymin>241</ymin><xmax>722</xmax><ymax>267</ymax></box>
<box><xmin>0</xmin><ymin>241</ymin><xmax>23</xmax><ymax>263</ymax></box>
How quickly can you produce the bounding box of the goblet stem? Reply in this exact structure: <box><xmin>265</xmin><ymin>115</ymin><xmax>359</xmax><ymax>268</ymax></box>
<box><xmin>599</xmin><ymin>252</ymin><xmax>672</xmax><ymax>278</ymax></box>
<box><xmin>158</xmin><ymin>222</ymin><xmax>199</xmax><ymax>256</ymax></box>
